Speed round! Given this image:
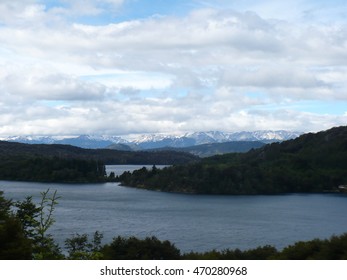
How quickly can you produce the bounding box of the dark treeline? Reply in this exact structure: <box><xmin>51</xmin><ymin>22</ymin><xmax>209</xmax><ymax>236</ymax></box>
<box><xmin>1</xmin><ymin>190</ymin><xmax>347</xmax><ymax>260</ymax></box>
<box><xmin>0</xmin><ymin>156</ymin><xmax>107</xmax><ymax>183</ymax></box>
<box><xmin>0</xmin><ymin>140</ymin><xmax>198</xmax><ymax>165</ymax></box>
<box><xmin>119</xmin><ymin>126</ymin><xmax>347</xmax><ymax>194</ymax></box>
<box><xmin>145</xmin><ymin>140</ymin><xmax>266</xmax><ymax>157</ymax></box>
<box><xmin>0</xmin><ymin>139</ymin><xmax>197</xmax><ymax>183</ymax></box>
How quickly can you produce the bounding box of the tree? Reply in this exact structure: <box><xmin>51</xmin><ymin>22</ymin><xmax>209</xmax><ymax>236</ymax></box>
<box><xmin>34</xmin><ymin>189</ymin><xmax>62</xmax><ymax>259</ymax></box>
<box><xmin>13</xmin><ymin>189</ymin><xmax>63</xmax><ymax>259</ymax></box>
<box><xmin>101</xmin><ymin>236</ymin><xmax>181</xmax><ymax>260</ymax></box>
<box><xmin>0</xmin><ymin>191</ymin><xmax>32</xmax><ymax>259</ymax></box>
<box><xmin>65</xmin><ymin>231</ymin><xmax>104</xmax><ymax>260</ymax></box>
<box><xmin>15</xmin><ymin>196</ymin><xmax>40</xmax><ymax>240</ymax></box>
<box><xmin>108</xmin><ymin>171</ymin><xmax>116</xmax><ymax>181</ymax></box>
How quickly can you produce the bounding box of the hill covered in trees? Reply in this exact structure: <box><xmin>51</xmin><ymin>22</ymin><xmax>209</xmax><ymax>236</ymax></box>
<box><xmin>118</xmin><ymin>126</ymin><xmax>347</xmax><ymax>194</ymax></box>
<box><xmin>0</xmin><ymin>141</ymin><xmax>198</xmax><ymax>165</ymax></box>
<box><xmin>0</xmin><ymin>156</ymin><xmax>107</xmax><ymax>183</ymax></box>
<box><xmin>143</xmin><ymin>141</ymin><xmax>265</xmax><ymax>157</ymax></box>
<box><xmin>0</xmin><ymin>140</ymin><xmax>198</xmax><ymax>183</ymax></box>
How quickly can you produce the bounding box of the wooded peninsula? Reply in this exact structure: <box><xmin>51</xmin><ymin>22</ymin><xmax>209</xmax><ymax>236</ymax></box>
<box><xmin>0</xmin><ymin>141</ymin><xmax>197</xmax><ymax>183</ymax></box>
<box><xmin>118</xmin><ymin>126</ymin><xmax>347</xmax><ymax>194</ymax></box>
<box><xmin>0</xmin><ymin>126</ymin><xmax>346</xmax><ymax>194</ymax></box>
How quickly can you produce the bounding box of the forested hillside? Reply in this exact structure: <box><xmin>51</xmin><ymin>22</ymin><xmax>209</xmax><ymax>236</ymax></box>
<box><xmin>144</xmin><ymin>141</ymin><xmax>265</xmax><ymax>157</ymax></box>
<box><xmin>0</xmin><ymin>141</ymin><xmax>198</xmax><ymax>165</ymax></box>
<box><xmin>0</xmin><ymin>156</ymin><xmax>107</xmax><ymax>183</ymax></box>
<box><xmin>118</xmin><ymin>126</ymin><xmax>347</xmax><ymax>194</ymax></box>
<box><xmin>0</xmin><ymin>141</ymin><xmax>197</xmax><ymax>183</ymax></box>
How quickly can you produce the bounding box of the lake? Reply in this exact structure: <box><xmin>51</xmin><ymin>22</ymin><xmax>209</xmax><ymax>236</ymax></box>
<box><xmin>1</xmin><ymin>165</ymin><xmax>347</xmax><ymax>253</ymax></box>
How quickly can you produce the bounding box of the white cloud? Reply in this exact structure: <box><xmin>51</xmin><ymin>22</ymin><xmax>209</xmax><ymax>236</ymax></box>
<box><xmin>2</xmin><ymin>72</ymin><xmax>106</xmax><ymax>101</ymax></box>
<box><xmin>0</xmin><ymin>1</ymin><xmax>346</xmax><ymax>136</ymax></box>
<box><xmin>52</xmin><ymin>0</ymin><xmax>125</xmax><ymax>17</ymax></box>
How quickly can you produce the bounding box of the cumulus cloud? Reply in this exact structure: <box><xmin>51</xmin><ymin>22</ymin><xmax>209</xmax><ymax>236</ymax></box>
<box><xmin>0</xmin><ymin>1</ymin><xmax>346</xmax><ymax>136</ymax></box>
<box><xmin>46</xmin><ymin>0</ymin><xmax>125</xmax><ymax>17</ymax></box>
<box><xmin>2</xmin><ymin>72</ymin><xmax>106</xmax><ymax>101</ymax></box>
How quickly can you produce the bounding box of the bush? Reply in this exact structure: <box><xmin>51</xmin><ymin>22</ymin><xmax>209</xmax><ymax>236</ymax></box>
<box><xmin>101</xmin><ymin>236</ymin><xmax>181</xmax><ymax>260</ymax></box>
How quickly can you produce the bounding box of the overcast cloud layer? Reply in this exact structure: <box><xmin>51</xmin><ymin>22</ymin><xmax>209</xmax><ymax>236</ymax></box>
<box><xmin>1</xmin><ymin>0</ymin><xmax>347</xmax><ymax>136</ymax></box>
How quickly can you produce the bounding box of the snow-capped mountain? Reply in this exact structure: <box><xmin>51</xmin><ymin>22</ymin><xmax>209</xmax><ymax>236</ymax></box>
<box><xmin>1</xmin><ymin>135</ymin><xmax>127</xmax><ymax>149</ymax></box>
<box><xmin>53</xmin><ymin>135</ymin><xmax>127</xmax><ymax>149</ymax></box>
<box><xmin>226</xmin><ymin>130</ymin><xmax>302</xmax><ymax>142</ymax></box>
<box><xmin>3</xmin><ymin>136</ymin><xmax>57</xmax><ymax>144</ymax></box>
<box><xmin>184</xmin><ymin>132</ymin><xmax>225</xmax><ymax>145</ymax></box>
<box><xmin>183</xmin><ymin>130</ymin><xmax>302</xmax><ymax>144</ymax></box>
<box><xmin>1</xmin><ymin>130</ymin><xmax>302</xmax><ymax>149</ymax></box>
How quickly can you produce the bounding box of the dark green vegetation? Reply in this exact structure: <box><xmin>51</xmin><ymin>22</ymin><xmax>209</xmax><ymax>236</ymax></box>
<box><xmin>0</xmin><ymin>140</ymin><xmax>197</xmax><ymax>183</ymax></box>
<box><xmin>1</xmin><ymin>189</ymin><xmax>347</xmax><ymax>260</ymax></box>
<box><xmin>145</xmin><ymin>141</ymin><xmax>265</xmax><ymax>157</ymax></box>
<box><xmin>183</xmin><ymin>234</ymin><xmax>347</xmax><ymax>260</ymax></box>
<box><xmin>119</xmin><ymin>126</ymin><xmax>347</xmax><ymax>194</ymax></box>
<box><xmin>0</xmin><ymin>141</ymin><xmax>198</xmax><ymax>165</ymax></box>
<box><xmin>0</xmin><ymin>156</ymin><xmax>107</xmax><ymax>183</ymax></box>
<box><xmin>0</xmin><ymin>189</ymin><xmax>61</xmax><ymax>259</ymax></box>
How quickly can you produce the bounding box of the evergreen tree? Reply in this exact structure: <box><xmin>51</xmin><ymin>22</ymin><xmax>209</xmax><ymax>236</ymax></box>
<box><xmin>0</xmin><ymin>191</ymin><xmax>32</xmax><ymax>259</ymax></box>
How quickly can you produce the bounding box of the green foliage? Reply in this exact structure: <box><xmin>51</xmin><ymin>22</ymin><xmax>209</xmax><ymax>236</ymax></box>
<box><xmin>0</xmin><ymin>191</ymin><xmax>32</xmax><ymax>259</ymax></box>
<box><xmin>183</xmin><ymin>235</ymin><xmax>347</xmax><ymax>260</ymax></box>
<box><xmin>0</xmin><ymin>156</ymin><xmax>107</xmax><ymax>183</ymax></box>
<box><xmin>120</xmin><ymin>126</ymin><xmax>347</xmax><ymax>194</ymax></box>
<box><xmin>0</xmin><ymin>140</ymin><xmax>198</xmax><ymax>183</ymax></box>
<box><xmin>108</xmin><ymin>171</ymin><xmax>116</xmax><ymax>181</ymax></box>
<box><xmin>274</xmin><ymin>234</ymin><xmax>347</xmax><ymax>260</ymax></box>
<box><xmin>149</xmin><ymin>141</ymin><xmax>265</xmax><ymax>157</ymax></box>
<box><xmin>0</xmin><ymin>216</ymin><xmax>33</xmax><ymax>259</ymax></box>
<box><xmin>14</xmin><ymin>196</ymin><xmax>40</xmax><ymax>240</ymax></box>
<box><xmin>13</xmin><ymin>189</ymin><xmax>63</xmax><ymax>259</ymax></box>
<box><xmin>65</xmin><ymin>231</ymin><xmax>104</xmax><ymax>260</ymax></box>
<box><xmin>0</xmin><ymin>140</ymin><xmax>198</xmax><ymax>165</ymax></box>
<box><xmin>0</xmin><ymin>190</ymin><xmax>12</xmax><ymax>220</ymax></box>
<box><xmin>101</xmin><ymin>236</ymin><xmax>181</xmax><ymax>260</ymax></box>
<box><xmin>33</xmin><ymin>189</ymin><xmax>62</xmax><ymax>259</ymax></box>
<box><xmin>183</xmin><ymin>246</ymin><xmax>278</xmax><ymax>260</ymax></box>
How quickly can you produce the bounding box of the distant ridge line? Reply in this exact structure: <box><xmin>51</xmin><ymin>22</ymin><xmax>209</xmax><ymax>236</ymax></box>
<box><xmin>0</xmin><ymin>130</ymin><xmax>303</xmax><ymax>150</ymax></box>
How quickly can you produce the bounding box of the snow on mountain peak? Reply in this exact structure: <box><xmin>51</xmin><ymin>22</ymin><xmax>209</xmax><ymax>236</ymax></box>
<box><xmin>1</xmin><ymin>130</ymin><xmax>303</xmax><ymax>149</ymax></box>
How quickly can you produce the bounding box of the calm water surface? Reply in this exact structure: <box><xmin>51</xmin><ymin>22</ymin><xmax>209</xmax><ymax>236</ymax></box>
<box><xmin>1</xmin><ymin>165</ymin><xmax>347</xmax><ymax>253</ymax></box>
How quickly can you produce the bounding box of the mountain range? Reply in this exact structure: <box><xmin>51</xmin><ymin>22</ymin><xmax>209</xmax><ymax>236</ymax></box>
<box><xmin>1</xmin><ymin>130</ymin><xmax>302</xmax><ymax>150</ymax></box>
<box><xmin>139</xmin><ymin>141</ymin><xmax>267</xmax><ymax>157</ymax></box>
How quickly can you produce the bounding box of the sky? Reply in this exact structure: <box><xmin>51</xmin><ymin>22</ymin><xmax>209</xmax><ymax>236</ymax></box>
<box><xmin>1</xmin><ymin>0</ymin><xmax>347</xmax><ymax>137</ymax></box>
